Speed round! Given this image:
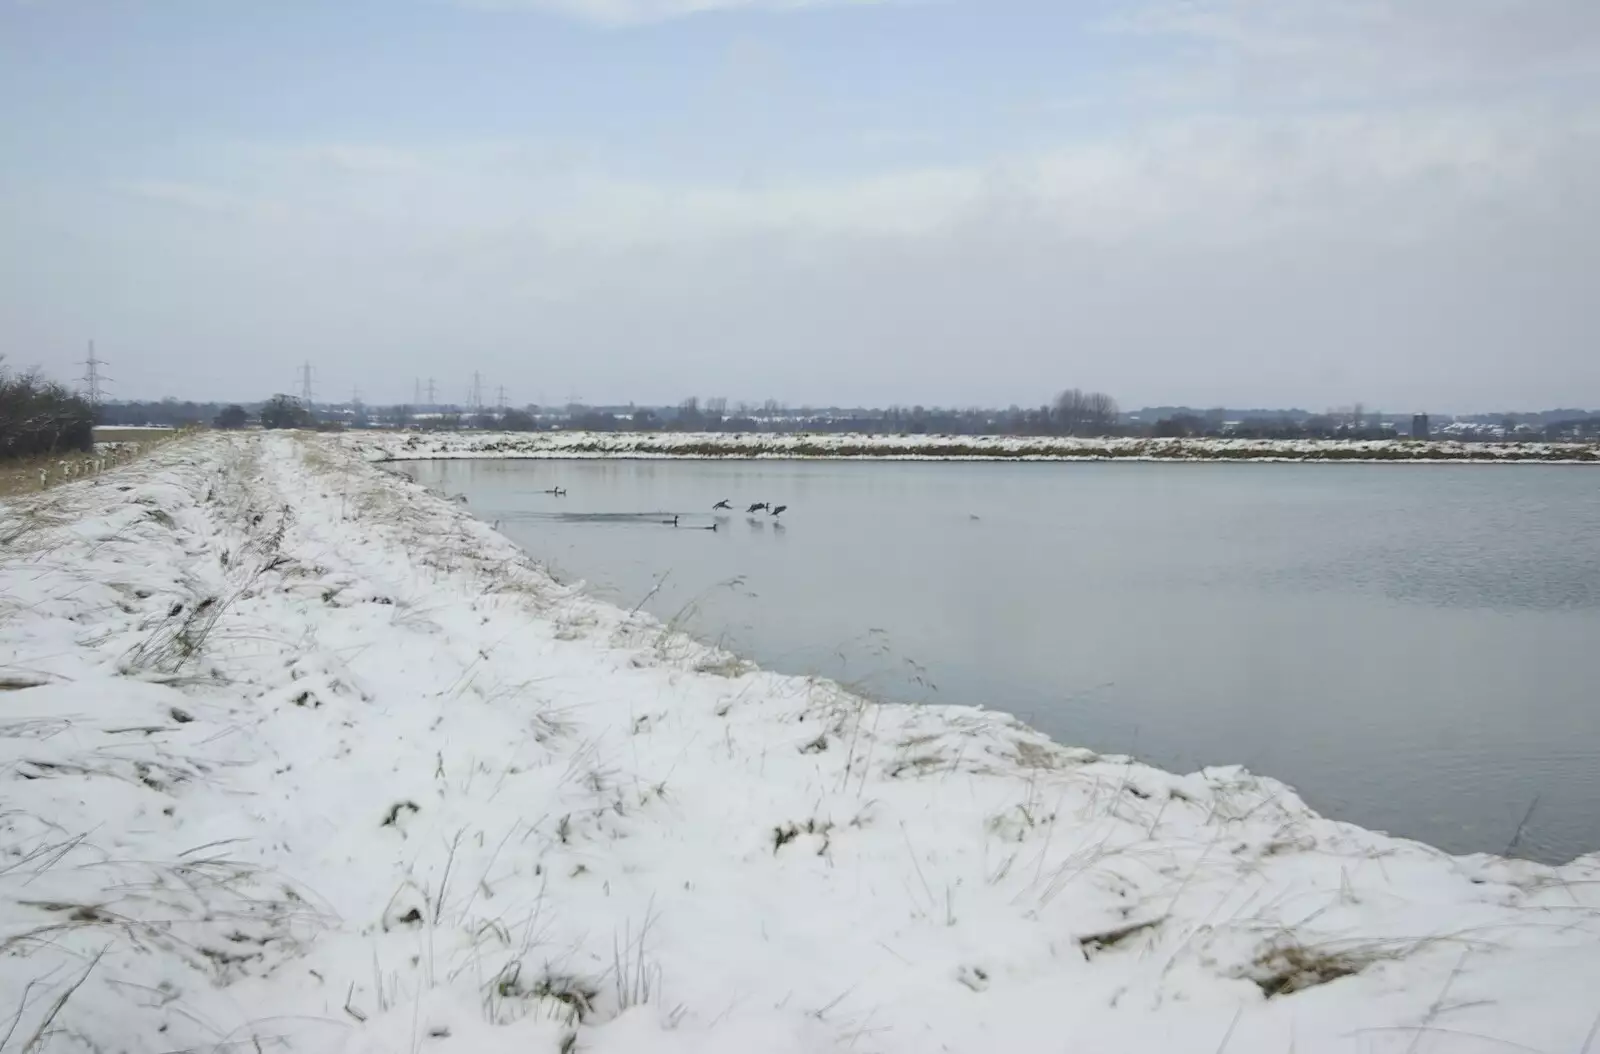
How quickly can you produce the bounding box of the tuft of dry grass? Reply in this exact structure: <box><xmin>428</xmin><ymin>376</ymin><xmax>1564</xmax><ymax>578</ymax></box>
<box><xmin>1240</xmin><ymin>936</ymin><xmax>1393</xmax><ymax>998</ymax></box>
<box><xmin>607</xmin><ymin>902</ymin><xmax>661</xmax><ymax>1018</ymax></box>
<box><xmin>773</xmin><ymin>818</ymin><xmax>834</xmax><ymax>855</ymax></box>
<box><xmin>1077</xmin><ymin>917</ymin><xmax>1164</xmax><ymax>957</ymax></box>
<box><xmin>693</xmin><ymin>655</ymin><xmax>753</xmax><ymax>679</ymax></box>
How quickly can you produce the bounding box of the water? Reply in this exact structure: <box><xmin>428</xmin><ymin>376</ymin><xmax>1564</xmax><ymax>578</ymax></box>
<box><xmin>400</xmin><ymin>458</ymin><xmax>1600</xmax><ymax>864</ymax></box>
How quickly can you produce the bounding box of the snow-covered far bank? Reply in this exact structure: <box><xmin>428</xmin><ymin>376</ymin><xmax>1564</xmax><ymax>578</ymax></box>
<box><xmin>3</xmin><ymin>433</ymin><xmax>1599</xmax><ymax>1054</ymax></box>
<box><xmin>343</xmin><ymin>429</ymin><xmax>1600</xmax><ymax>464</ymax></box>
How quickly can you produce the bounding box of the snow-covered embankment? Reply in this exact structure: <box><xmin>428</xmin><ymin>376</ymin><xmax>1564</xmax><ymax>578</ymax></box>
<box><xmin>345</xmin><ymin>429</ymin><xmax>1600</xmax><ymax>464</ymax></box>
<box><xmin>3</xmin><ymin>432</ymin><xmax>1598</xmax><ymax>1053</ymax></box>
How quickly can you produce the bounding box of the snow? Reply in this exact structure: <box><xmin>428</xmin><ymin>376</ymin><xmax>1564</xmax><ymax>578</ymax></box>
<box><xmin>3</xmin><ymin>432</ymin><xmax>1599</xmax><ymax>1053</ymax></box>
<box><xmin>342</xmin><ymin>430</ymin><xmax>1600</xmax><ymax>464</ymax></box>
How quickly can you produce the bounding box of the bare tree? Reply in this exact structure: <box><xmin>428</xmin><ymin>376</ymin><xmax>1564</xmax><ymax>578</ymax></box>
<box><xmin>1054</xmin><ymin>388</ymin><xmax>1088</xmax><ymax>434</ymax></box>
<box><xmin>1054</xmin><ymin>389</ymin><xmax>1119</xmax><ymax>435</ymax></box>
<box><xmin>676</xmin><ymin>397</ymin><xmax>703</xmax><ymax>431</ymax></box>
<box><xmin>1085</xmin><ymin>392</ymin><xmax>1119</xmax><ymax>433</ymax></box>
<box><xmin>259</xmin><ymin>394</ymin><xmax>312</xmax><ymax>430</ymax></box>
<box><xmin>501</xmin><ymin>408</ymin><xmax>536</xmax><ymax>431</ymax></box>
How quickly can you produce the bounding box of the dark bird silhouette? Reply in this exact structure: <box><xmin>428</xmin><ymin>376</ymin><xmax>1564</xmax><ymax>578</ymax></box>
<box><xmin>770</xmin><ymin>505</ymin><xmax>788</xmax><ymax>518</ymax></box>
<box><xmin>544</xmin><ymin>487</ymin><xmax>567</xmax><ymax>496</ymax></box>
<box><xmin>746</xmin><ymin>502</ymin><xmax>769</xmax><ymax>514</ymax></box>
<box><xmin>712</xmin><ymin>500</ymin><xmax>731</xmax><ymax>510</ymax></box>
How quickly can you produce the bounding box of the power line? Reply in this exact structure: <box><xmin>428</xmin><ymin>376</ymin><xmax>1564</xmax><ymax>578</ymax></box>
<box><xmin>471</xmin><ymin>372</ymin><xmax>483</xmax><ymax>414</ymax></box>
<box><xmin>426</xmin><ymin>378</ymin><xmax>436</xmax><ymax>405</ymax></box>
<box><xmin>496</xmin><ymin>385</ymin><xmax>507</xmax><ymax>411</ymax></box>
<box><xmin>297</xmin><ymin>362</ymin><xmax>315</xmax><ymax>405</ymax></box>
<box><xmin>80</xmin><ymin>340</ymin><xmax>110</xmax><ymax>406</ymax></box>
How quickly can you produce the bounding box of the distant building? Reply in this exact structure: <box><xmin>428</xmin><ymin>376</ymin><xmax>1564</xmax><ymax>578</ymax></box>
<box><xmin>1411</xmin><ymin>414</ymin><xmax>1430</xmax><ymax>440</ymax></box>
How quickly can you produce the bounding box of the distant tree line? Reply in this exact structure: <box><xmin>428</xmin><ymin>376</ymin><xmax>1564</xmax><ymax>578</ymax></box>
<box><xmin>1149</xmin><ymin>413</ymin><xmax>1401</xmax><ymax>441</ymax></box>
<box><xmin>98</xmin><ymin>387</ymin><xmax>1600</xmax><ymax>444</ymax></box>
<box><xmin>1541</xmin><ymin>415</ymin><xmax>1600</xmax><ymax>439</ymax></box>
<box><xmin>0</xmin><ymin>363</ymin><xmax>95</xmax><ymax>460</ymax></box>
<box><xmin>99</xmin><ymin>398</ymin><xmax>233</xmax><ymax>427</ymax></box>
<box><xmin>539</xmin><ymin>390</ymin><xmax>1125</xmax><ymax>437</ymax></box>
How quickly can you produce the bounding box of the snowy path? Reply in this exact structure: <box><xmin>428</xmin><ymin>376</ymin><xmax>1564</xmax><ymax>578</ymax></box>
<box><xmin>3</xmin><ymin>432</ymin><xmax>1598</xmax><ymax>1053</ymax></box>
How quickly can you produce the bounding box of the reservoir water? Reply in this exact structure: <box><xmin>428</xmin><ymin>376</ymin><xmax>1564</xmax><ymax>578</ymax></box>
<box><xmin>400</xmin><ymin>458</ymin><xmax>1600</xmax><ymax>864</ymax></box>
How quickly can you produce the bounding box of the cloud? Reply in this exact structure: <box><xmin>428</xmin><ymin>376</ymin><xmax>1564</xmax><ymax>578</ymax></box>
<box><xmin>72</xmin><ymin>96</ymin><xmax>1598</xmax><ymax>408</ymax></box>
<box><xmin>118</xmin><ymin>181</ymin><xmax>281</xmax><ymax>218</ymax></box>
<box><xmin>1114</xmin><ymin>0</ymin><xmax>1600</xmax><ymax>106</ymax></box>
<box><xmin>175</xmin><ymin>103</ymin><xmax>1594</xmax><ymax>251</ymax></box>
<box><xmin>295</xmin><ymin>145</ymin><xmax>426</xmax><ymax>176</ymax></box>
<box><xmin>452</xmin><ymin>0</ymin><xmax>886</xmax><ymax>28</ymax></box>
<box><xmin>15</xmin><ymin>0</ymin><xmax>1600</xmax><ymax>408</ymax></box>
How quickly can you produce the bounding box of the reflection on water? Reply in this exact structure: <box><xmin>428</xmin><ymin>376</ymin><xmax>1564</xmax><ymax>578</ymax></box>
<box><xmin>405</xmin><ymin>458</ymin><xmax>1600</xmax><ymax>864</ymax></box>
<box><xmin>515</xmin><ymin>511</ymin><xmax>695</xmax><ymax>525</ymax></box>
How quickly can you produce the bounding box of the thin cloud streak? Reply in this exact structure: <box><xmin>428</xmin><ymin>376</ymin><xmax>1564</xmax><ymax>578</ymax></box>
<box><xmin>450</xmin><ymin>0</ymin><xmax>891</xmax><ymax>27</ymax></box>
<box><xmin>129</xmin><ymin>107</ymin><xmax>1596</xmax><ymax>248</ymax></box>
<box><xmin>1112</xmin><ymin>0</ymin><xmax>1600</xmax><ymax>106</ymax></box>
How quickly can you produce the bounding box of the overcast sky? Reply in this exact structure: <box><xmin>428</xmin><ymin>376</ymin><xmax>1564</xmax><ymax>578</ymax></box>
<box><xmin>2</xmin><ymin>0</ymin><xmax>1597</xmax><ymax>411</ymax></box>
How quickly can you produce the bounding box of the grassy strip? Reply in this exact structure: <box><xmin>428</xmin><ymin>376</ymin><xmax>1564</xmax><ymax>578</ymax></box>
<box><xmin>0</xmin><ymin>428</ymin><xmax>196</xmax><ymax>497</ymax></box>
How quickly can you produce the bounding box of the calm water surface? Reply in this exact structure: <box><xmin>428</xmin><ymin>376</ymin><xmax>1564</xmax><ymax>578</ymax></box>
<box><xmin>402</xmin><ymin>459</ymin><xmax>1600</xmax><ymax>864</ymax></box>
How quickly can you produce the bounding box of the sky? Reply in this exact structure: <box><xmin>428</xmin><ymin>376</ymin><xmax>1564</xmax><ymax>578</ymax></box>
<box><xmin>2</xmin><ymin>0</ymin><xmax>1598</xmax><ymax>412</ymax></box>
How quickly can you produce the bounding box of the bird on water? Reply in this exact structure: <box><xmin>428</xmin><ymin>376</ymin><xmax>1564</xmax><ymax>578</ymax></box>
<box><xmin>713</xmin><ymin>499</ymin><xmax>731</xmax><ymax>510</ymax></box>
<box><xmin>770</xmin><ymin>505</ymin><xmax>788</xmax><ymax>518</ymax></box>
<box><xmin>746</xmin><ymin>502</ymin><xmax>769</xmax><ymax>514</ymax></box>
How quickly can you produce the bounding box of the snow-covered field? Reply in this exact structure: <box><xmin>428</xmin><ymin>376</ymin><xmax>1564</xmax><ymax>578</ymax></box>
<box><xmin>4</xmin><ymin>432</ymin><xmax>1599</xmax><ymax>1053</ymax></box>
<box><xmin>345</xmin><ymin>430</ymin><xmax>1600</xmax><ymax>464</ymax></box>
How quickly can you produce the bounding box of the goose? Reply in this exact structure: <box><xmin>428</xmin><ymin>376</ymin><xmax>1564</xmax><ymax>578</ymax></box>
<box><xmin>746</xmin><ymin>502</ymin><xmax>769</xmax><ymax>514</ymax></box>
<box><xmin>712</xmin><ymin>499</ymin><xmax>731</xmax><ymax>510</ymax></box>
<box><xmin>770</xmin><ymin>504</ymin><xmax>787</xmax><ymax>518</ymax></box>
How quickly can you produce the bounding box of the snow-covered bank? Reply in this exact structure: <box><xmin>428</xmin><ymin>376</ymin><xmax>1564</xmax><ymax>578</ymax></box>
<box><xmin>4</xmin><ymin>432</ymin><xmax>1599</xmax><ymax>1054</ymax></box>
<box><xmin>345</xmin><ymin>429</ymin><xmax>1600</xmax><ymax>464</ymax></box>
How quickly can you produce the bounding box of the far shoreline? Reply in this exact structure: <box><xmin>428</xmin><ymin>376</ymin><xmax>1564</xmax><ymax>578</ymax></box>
<box><xmin>343</xmin><ymin>429</ymin><xmax>1600</xmax><ymax>466</ymax></box>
